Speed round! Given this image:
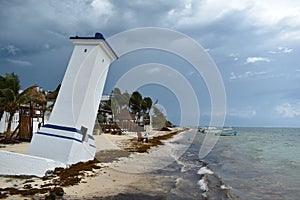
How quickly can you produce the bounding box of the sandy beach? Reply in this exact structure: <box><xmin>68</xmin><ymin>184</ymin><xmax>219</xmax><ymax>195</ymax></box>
<box><xmin>0</xmin><ymin>127</ymin><xmax>187</xmax><ymax>199</ymax></box>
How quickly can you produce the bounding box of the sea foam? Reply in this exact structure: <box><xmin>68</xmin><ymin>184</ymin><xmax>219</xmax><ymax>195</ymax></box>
<box><xmin>198</xmin><ymin>176</ymin><xmax>209</xmax><ymax>198</ymax></box>
<box><xmin>197</xmin><ymin>166</ymin><xmax>214</xmax><ymax>197</ymax></box>
<box><xmin>220</xmin><ymin>184</ymin><xmax>232</xmax><ymax>190</ymax></box>
<box><xmin>197</xmin><ymin>178</ymin><xmax>208</xmax><ymax>191</ymax></box>
<box><xmin>197</xmin><ymin>166</ymin><xmax>214</xmax><ymax>175</ymax></box>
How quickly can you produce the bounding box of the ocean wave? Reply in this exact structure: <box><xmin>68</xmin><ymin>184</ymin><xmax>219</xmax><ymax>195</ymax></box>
<box><xmin>197</xmin><ymin>165</ymin><xmax>214</xmax><ymax>198</ymax></box>
<box><xmin>198</xmin><ymin>176</ymin><xmax>209</xmax><ymax>198</ymax></box>
<box><xmin>220</xmin><ymin>184</ymin><xmax>232</xmax><ymax>190</ymax></box>
<box><xmin>174</xmin><ymin>158</ymin><xmax>189</xmax><ymax>173</ymax></box>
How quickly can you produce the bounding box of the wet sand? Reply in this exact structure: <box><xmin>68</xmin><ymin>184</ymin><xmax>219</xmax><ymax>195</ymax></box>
<box><xmin>0</xmin><ymin>127</ymin><xmax>187</xmax><ymax>199</ymax></box>
<box><xmin>95</xmin><ymin>149</ymin><xmax>131</xmax><ymax>163</ymax></box>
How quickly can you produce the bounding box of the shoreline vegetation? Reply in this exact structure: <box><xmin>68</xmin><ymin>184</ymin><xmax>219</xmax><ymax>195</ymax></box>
<box><xmin>0</xmin><ymin>127</ymin><xmax>188</xmax><ymax>199</ymax></box>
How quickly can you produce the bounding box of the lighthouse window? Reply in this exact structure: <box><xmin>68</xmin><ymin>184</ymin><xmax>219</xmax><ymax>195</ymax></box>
<box><xmin>84</xmin><ymin>49</ymin><xmax>87</xmax><ymax>53</ymax></box>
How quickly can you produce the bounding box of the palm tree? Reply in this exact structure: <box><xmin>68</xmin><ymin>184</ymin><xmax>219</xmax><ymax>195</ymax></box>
<box><xmin>142</xmin><ymin>97</ymin><xmax>153</xmax><ymax>113</ymax></box>
<box><xmin>129</xmin><ymin>91</ymin><xmax>143</xmax><ymax>123</ymax></box>
<box><xmin>0</xmin><ymin>73</ymin><xmax>20</xmax><ymax>121</ymax></box>
<box><xmin>0</xmin><ymin>73</ymin><xmax>45</xmax><ymax>139</ymax></box>
<box><xmin>0</xmin><ymin>73</ymin><xmax>21</xmax><ymax>138</ymax></box>
<box><xmin>0</xmin><ymin>88</ymin><xmax>19</xmax><ymax>138</ymax></box>
<box><xmin>111</xmin><ymin>89</ymin><xmax>121</xmax><ymax>116</ymax></box>
<box><xmin>110</xmin><ymin>88</ymin><xmax>131</xmax><ymax>112</ymax></box>
<box><xmin>120</xmin><ymin>90</ymin><xmax>130</xmax><ymax>109</ymax></box>
<box><xmin>0</xmin><ymin>85</ymin><xmax>41</xmax><ymax>139</ymax></box>
<box><xmin>151</xmin><ymin>106</ymin><xmax>167</xmax><ymax>129</ymax></box>
<box><xmin>142</xmin><ymin>97</ymin><xmax>153</xmax><ymax>125</ymax></box>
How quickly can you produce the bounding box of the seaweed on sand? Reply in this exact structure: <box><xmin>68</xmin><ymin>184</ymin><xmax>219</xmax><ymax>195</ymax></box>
<box><xmin>0</xmin><ymin>159</ymin><xmax>101</xmax><ymax>198</ymax></box>
<box><xmin>126</xmin><ymin>130</ymin><xmax>180</xmax><ymax>153</ymax></box>
<box><xmin>50</xmin><ymin>158</ymin><xmax>101</xmax><ymax>187</ymax></box>
<box><xmin>0</xmin><ymin>138</ymin><xmax>21</xmax><ymax>144</ymax></box>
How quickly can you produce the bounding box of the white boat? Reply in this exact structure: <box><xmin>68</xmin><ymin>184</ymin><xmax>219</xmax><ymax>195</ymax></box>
<box><xmin>198</xmin><ymin>127</ymin><xmax>237</xmax><ymax>136</ymax></box>
<box><xmin>219</xmin><ymin>130</ymin><xmax>238</xmax><ymax>136</ymax></box>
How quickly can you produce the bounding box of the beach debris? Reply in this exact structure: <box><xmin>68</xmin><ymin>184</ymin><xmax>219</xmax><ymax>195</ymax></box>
<box><xmin>0</xmin><ymin>187</ymin><xmax>51</xmax><ymax>197</ymax></box>
<box><xmin>160</xmin><ymin>127</ymin><xmax>172</xmax><ymax>131</ymax></box>
<box><xmin>48</xmin><ymin>158</ymin><xmax>101</xmax><ymax>187</ymax></box>
<box><xmin>0</xmin><ymin>158</ymin><xmax>101</xmax><ymax>199</ymax></box>
<box><xmin>0</xmin><ymin>138</ymin><xmax>21</xmax><ymax>144</ymax></box>
<box><xmin>126</xmin><ymin>130</ymin><xmax>180</xmax><ymax>153</ymax></box>
<box><xmin>45</xmin><ymin>187</ymin><xmax>64</xmax><ymax>199</ymax></box>
<box><xmin>0</xmin><ymin>191</ymin><xmax>8</xmax><ymax>199</ymax></box>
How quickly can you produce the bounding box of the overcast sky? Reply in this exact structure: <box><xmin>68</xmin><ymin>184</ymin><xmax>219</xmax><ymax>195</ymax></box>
<box><xmin>0</xmin><ymin>0</ymin><xmax>300</xmax><ymax>127</ymax></box>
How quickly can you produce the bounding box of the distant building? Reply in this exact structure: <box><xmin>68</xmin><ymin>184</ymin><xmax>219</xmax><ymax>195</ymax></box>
<box><xmin>0</xmin><ymin>107</ymin><xmax>44</xmax><ymax>140</ymax></box>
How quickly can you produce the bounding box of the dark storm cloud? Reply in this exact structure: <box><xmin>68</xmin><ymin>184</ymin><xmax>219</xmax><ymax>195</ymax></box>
<box><xmin>0</xmin><ymin>0</ymin><xmax>300</xmax><ymax>126</ymax></box>
<box><xmin>0</xmin><ymin>1</ymin><xmax>71</xmax><ymax>68</ymax></box>
<box><xmin>0</xmin><ymin>0</ymin><xmax>188</xmax><ymax>89</ymax></box>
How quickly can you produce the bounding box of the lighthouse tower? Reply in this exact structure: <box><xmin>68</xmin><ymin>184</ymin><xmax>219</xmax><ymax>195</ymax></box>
<box><xmin>28</xmin><ymin>33</ymin><xmax>117</xmax><ymax>164</ymax></box>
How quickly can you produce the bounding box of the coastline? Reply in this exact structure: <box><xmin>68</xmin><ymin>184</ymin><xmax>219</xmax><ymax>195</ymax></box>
<box><xmin>0</xmin><ymin>127</ymin><xmax>188</xmax><ymax>199</ymax></box>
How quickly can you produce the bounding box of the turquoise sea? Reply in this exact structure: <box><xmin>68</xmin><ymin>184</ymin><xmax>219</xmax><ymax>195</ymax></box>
<box><xmin>203</xmin><ymin>127</ymin><xmax>300</xmax><ymax>199</ymax></box>
<box><xmin>144</xmin><ymin>127</ymin><xmax>300</xmax><ymax>199</ymax></box>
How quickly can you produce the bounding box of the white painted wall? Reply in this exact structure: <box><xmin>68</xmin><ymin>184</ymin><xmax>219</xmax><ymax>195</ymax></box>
<box><xmin>0</xmin><ymin>111</ymin><xmax>43</xmax><ymax>135</ymax></box>
<box><xmin>0</xmin><ymin>150</ymin><xmax>65</xmax><ymax>177</ymax></box>
<box><xmin>0</xmin><ymin>111</ymin><xmax>19</xmax><ymax>134</ymax></box>
<box><xmin>29</xmin><ymin>34</ymin><xmax>117</xmax><ymax>165</ymax></box>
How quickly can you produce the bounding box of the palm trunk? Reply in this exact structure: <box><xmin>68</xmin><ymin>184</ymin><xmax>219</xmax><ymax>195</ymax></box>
<box><xmin>5</xmin><ymin>111</ymin><xmax>14</xmax><ymax>139</ymax></box>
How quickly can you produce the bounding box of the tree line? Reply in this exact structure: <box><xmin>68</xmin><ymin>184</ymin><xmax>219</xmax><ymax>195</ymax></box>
<box><xmin>99</xmin><ymin>88</ymin><xmax>172</xmax><ymax>129</ymax></box>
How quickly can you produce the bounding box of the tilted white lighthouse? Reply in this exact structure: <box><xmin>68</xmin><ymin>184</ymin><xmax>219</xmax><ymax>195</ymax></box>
<box><xmin>28</xmin><ymin>33</ymin><xmax>118</xmax><ymax>164</ymax></box>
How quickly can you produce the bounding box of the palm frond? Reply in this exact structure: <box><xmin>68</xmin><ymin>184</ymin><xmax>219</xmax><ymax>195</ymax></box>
<box><xmin>0</xmin><ymin>88</ymin><xmax>16</xmax><ymax>103</ymax></box>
